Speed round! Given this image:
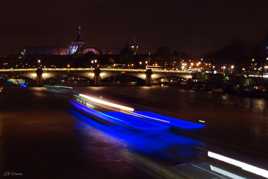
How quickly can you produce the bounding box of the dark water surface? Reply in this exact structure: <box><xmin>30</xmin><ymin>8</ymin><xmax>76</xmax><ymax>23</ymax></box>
<box><xmin>0</xmin><ymin>89</ymin><xmax>155</xmax><ymax>179</ymax></box>
<box><xmin>77</xmin><ymin>87</ymin><xmax>268</xmax><ymax>164</ymax></box>
<box><xmin>1</xmin><ymin>87</ymin><xmax>268</xmax><ymax>178</ymax></box>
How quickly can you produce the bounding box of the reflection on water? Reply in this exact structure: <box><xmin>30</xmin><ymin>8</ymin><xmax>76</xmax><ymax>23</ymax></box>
<box><xmin>81</xmin><ymin>86</ymin><xmax>268</xmax><ymax>114</ymax></box>
<box><xmin>76</xmin><ymin>86</ymin><xmax>268</xmax><ymax>169</ymax></box>
<box><xmin>71</xmin><ymin>110</ymin><xmax>203</xmax><ymax>163</ymax></box>
<box><xmin>243</xmin><ymin>98</ymin><xmax>267</xmax><ymax>113</ymax></box>
<box><xmin>70</xmin><ymin>110</ymin><xmax>260</xmax><ymax>178</ymax></box>
<box><xmin>253</xmin><ymin>99</ymin><xmax>266</xmax><ymax>112</ymax></box>
<box><xmin>78</xmin><ymin>86</ymin><xmax>268</xmax><ymax>140</ymax></box>
<box><xmin>3</xmin><ymin>88</ymin><xmax>267</xmax><ymax>178</ymax></box>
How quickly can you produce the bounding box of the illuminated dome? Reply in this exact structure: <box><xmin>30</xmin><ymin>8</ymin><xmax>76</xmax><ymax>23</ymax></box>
<box><xmin>68</xmin><ymin>41</ymin><xmax>85</xmax><ymax>55</ymax></box>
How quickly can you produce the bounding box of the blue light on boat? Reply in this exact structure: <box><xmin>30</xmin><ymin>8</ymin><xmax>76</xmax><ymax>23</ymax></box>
<box><xmin>103</xmin><ymin>111</ymin><xmax>170</xmax><ymax>130</ymax></box>
<box><xmin>70</xmin><ymin>110</ymin><xmax>203</xmax><ymax>161</ymax></box>
<box><xmin>20</xmin><ymin>83</ymin><xmax>28</xmax><ymax>89</ymax></box>
<box><xmin>70</xmin><ymin>100</ymin><xmax>124</xmax><ymax>124</ymax></box>
<box><xmin>71</xmin><ymin>100</ymin><xmax>169</xmax><ymax>131</ymax></box>
<box><xmin>135</xmin><ymin>111</ymin><xmax>205</xmax><ymax>130</ymax></box>
<box><xmin>71</xmin><ymin>97</ymin><xmax>205</xmax><ymax>131</ymax></box>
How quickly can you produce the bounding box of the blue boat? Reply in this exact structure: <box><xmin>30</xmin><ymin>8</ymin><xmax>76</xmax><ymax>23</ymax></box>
<box><xmin>71</xmin><ymin>93</ymin><xmax>205</xmax><ymax>132</ymax></box>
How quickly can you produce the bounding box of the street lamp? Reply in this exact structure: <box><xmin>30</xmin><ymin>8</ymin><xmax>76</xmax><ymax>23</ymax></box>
<box><xmin>91</xmin><ymin>59</ymin><xmax>98</xmax><ymax>67</ymax></box>
<box><xmin>221</xmin><ymin>65</ymin><xmax>226</xmax><ymax>72</ymax></box>
<box><xmin>37</xmin><ymin>59</ymin><xmax>42</xmax><ymax>68</ymax></box>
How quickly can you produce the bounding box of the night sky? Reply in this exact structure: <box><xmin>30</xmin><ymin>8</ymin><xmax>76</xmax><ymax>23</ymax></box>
<box><xmin>1</xmin><ymin>0</ymin><xmax>268</xmax><ymax>56</ymax></box>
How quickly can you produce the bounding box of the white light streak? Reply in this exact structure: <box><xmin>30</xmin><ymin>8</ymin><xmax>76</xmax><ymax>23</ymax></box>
<box><xmin>210</xmin><ymin>165</ymin><xmax>246</xmax><ymax>179</ymax></box>
<box><xmin>132</xmin><ymin>112</ymin><xmax>170</xmax><ymax>124</ymax></box>
<box><xmin>79</xmin><ymin>94</ymin><xmax>134</xmax><ymax>112</ymax></box>
<box><xmin>208</xmin><ymin>151</ymin><xmax>268</xmax><ymax>178</ymax></box>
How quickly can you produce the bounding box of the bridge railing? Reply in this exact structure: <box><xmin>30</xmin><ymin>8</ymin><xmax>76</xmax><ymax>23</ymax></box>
<box><xmin>0</xmin><ymin>68</ymin><xmax>37</xmax><ymax>72</ymax></box>
<box><xmin>43</xmin><ymin>68</ymin><xmax>95</xmax><ymax>71</ymax></box>
<box><xmin>0</xmin><ymin>68</ymin><xmax>192</xmax><ymax>74</ymax></box>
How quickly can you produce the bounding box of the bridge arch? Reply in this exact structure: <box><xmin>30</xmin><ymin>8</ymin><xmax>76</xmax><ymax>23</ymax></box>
<box><xmin>100</xmin><ymin>72</ymin><xmax>146</xmax><ymax>85</ymax></box>
<box><xmin>42</xmin><ymin>72</ymin><xmax>95</xmax><ymax>86</ymax></box>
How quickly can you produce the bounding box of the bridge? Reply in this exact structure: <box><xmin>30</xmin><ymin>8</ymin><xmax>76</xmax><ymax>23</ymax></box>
<box><xmin>0</xmin><ymin>68</ymin><xmax>193</xmax><ymax>85</ymax></box>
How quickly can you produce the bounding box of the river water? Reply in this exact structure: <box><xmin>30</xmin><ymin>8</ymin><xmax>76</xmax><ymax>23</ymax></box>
<box><xmin>77</xmin><ymin>86</ymin><xmax>268</xmax><ymax>161</ymax></box>
<box><xmin>1</xmin><ymin>86</ymin><xmax>268</xmax><ymax>178</ymax></box>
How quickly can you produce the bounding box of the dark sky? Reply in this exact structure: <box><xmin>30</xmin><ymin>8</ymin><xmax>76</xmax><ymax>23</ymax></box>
<box><xmin>1</xmin><ymin>0</ymin><xmax>268</xmax><ymax>56</ymax></box>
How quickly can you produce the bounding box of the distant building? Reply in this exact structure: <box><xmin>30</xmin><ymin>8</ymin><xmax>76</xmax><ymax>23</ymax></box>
<box><xmin>128</xmin><ymin>39</ymin><xmax>139</xmax><ymax>55</ymax></box>
<box><xmin>23</xmin><ymin>26</ymin><xmax>100</xmax><ymax>56</ymax></box>
<box><xmin>68</xmin><ymin>25</ymin><xmax>85</xmax><ymax>55</ymax></box>
<box><xmin>24</xmin><ymin>47</ymin><xmax>69</xmax><ymax>56</ymax></box>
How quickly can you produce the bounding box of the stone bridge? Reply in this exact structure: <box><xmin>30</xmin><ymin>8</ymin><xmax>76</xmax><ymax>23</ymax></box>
<box><xmin>0</xmin><ymin>68</ymin><xmax>193</xmax><ymax>85</ymax></box>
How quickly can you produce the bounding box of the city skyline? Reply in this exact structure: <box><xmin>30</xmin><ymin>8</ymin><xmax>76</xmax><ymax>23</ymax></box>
<box><xmin>0</xmin><ymin>0</ymin><xmax>268</xmax><ymax>56</ymax></box>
